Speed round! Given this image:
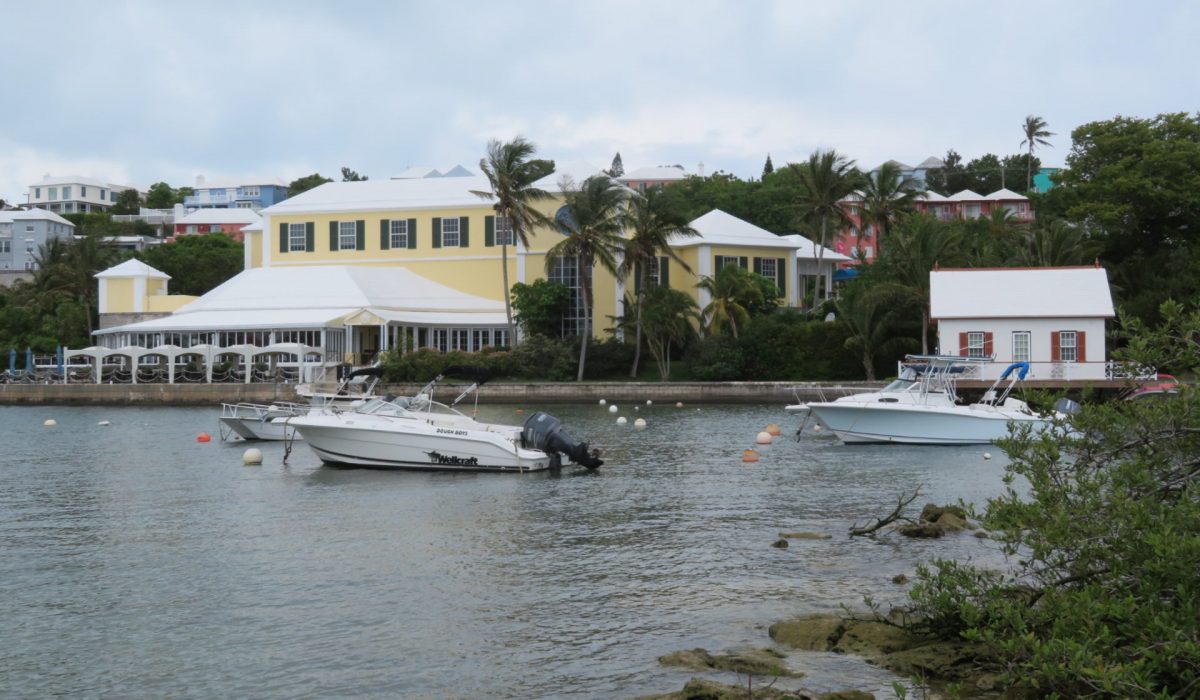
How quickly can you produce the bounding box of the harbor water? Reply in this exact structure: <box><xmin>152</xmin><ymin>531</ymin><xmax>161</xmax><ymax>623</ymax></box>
<box><xmin>1</xmin><ymin>403</ymin><xmax>1014</xmax><ymax>698</ymax></box>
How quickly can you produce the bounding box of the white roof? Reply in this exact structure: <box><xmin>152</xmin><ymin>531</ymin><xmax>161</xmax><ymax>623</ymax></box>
<box><xmin>915</xmin><ymin>156</ymin><xmax>945</xmax><ymax>169</ymax></box>
<box><xmin>916</xmin><ymin>191</ymin><xmax>948</xmax><ymax>202</ymax></box>
<box><xmin>532</xmin><ymin>161</ymin><xmax>607</xmax><ymax>191</ymax></box>
<box><xmin>947</xmin><ymin>189</ymin><xmax>985</xmax><ymax>201</ymax></box>
<box><xmin>391</xmin><ymin>165</ymin><xmax>475</xmax><ymax>179</ymax></box>
<box><xmin>985</xmin><ymin>188</ymin><xmax>1028</xmax><ymax>201</ymax></box>
<box><xmin>30</xmin><ymin>174</ymin><xmax>137</xmax><ymax>190</ymax></box>
<box><xmin>0</xmin><ymin>207</ymin><xmax>74</xmax><ymax>226</ymax></box>
<box><xmin>930</xmin><ymin>267</ymin><xmax>1115</xmax><ymax>320</ymax></box>
<box><xmin>194</xmin><ymin>177</ymin><xmax>287</xmax><ymax>189</ymax></box>
<box><xmin>875</xmin><ymin>159</ymin><xmax>913</xmax><ymax>171</ymax></box>
<box><xmin>175</xmin><ymin>209</ymin><xmax>262</xmax><ymax>225</ymax></box>
<box><xmin>95</xmin><ymin>259</ymin><xmax>170</xmax><ymax>280</ymax></box>
<box><xmin>781</xmin><ymin>234</ymin><xmax>852</xmax><ymax>262</ymax></box>
<box><xmin>97</xmin><ymin>265</ymin><xmax>507</xmax><ymax>335</ymax></box>
<box><xmin>263</xmin><ymin>175</ymin><xmax>496</xmax><ymax>215</ymax></box>
<box><xmin>672</xmin><ymin>209</ymin><xmax>799</xmax><ymax>250</ymax></box>
<box><xmin>241</xmin><ymin>221</ymin><xmax>263</xmax><ymax>233</ymax></box>
<box><xmin>620</xmin><ymin>166</ymin><xmax>688</xmax><ymax>182</ymax></box>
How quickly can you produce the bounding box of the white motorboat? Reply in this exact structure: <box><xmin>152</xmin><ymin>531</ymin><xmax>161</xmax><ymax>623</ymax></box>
<box><xmin>218</xmin><ymin>367</ymin><xmax>383</xmax><ymax>441</ymax></box>
<box><xmin>288</xmin><ymin>365</ymin><xmax>604</xmax><ymax>472</ymax></box>
<box><xmin>805</xmin><ymin>356</ymin><xmax>1057</xmax><ymax>445</ymax></box>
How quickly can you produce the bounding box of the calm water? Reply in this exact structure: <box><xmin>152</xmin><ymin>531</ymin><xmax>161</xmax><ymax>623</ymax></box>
<box><xmin>0</xmin><ymin>402</ymin><xmax>1013</xmax><ymax>699</ymax></box>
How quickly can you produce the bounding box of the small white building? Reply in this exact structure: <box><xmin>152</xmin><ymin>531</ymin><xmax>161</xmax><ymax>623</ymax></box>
<box><xmin>930</xmin><ymin>266</ymin><xmax>1116</xmax><ymax>381</ymax></box>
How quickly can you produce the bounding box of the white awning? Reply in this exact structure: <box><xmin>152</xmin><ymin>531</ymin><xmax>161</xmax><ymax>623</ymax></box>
<box><xmin>96</xmin><ymin>308</ymin><xmax>359</xmax><ymax>334</ymax></box>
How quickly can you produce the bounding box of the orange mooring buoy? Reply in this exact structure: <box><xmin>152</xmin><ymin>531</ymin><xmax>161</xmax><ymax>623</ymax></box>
<box><xmin>196</xmin><ymin>432</ymin><xmax>212</xmax><ymax>443</ymax></box>
<box><xmin>742</xmin><ymin>448</ymin><xmax>759</xmax><ymax>463</ymax></box>
<box><xmin>765</xmin><ymin>423</ymin><xmax>781</xmax><ymax>437</ymax></box>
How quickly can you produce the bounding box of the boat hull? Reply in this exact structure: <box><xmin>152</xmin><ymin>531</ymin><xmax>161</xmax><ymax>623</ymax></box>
<box><xmin>290</xmin><ymin>414</ymin><xmax>555</xmax><ymax>472</ymax></box>
<box><xmin>219</xmin><ymin>416</ymin><xmax>301</xmax><ymax>441</ymax></box>
<box><xmin>807</xmin><ymin>402</ymin><xmax>1051</xmax><ymax>445</ymax></box>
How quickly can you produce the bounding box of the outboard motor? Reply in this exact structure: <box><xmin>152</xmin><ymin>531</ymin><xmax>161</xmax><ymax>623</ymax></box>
<box><xmin>522</xmin><ymin>412</ymin><xmax>603</xmax><ymax>469</ymax></box>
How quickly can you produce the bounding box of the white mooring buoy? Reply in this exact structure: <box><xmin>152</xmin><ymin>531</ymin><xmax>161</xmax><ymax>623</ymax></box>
<box><xmin>983</xmin><ymin>452</ymin><xmax>993</xmax><ymax>461</ymax></box>
<box><xmin>243</xmin><ymin>448</ymin><xmax>264</xmax><ymax>466</ymax></box>
<box><xmin>755</xmin><ymin>431</ymin><xmax>772</xmax><ymax>445</ymax></box>
<box><xmin>634</xmin><ymin>418</ymin><xmax>647</xmax><ymax>429</ymax></box>
<box><xmin>608</xmin><ymin>405</ymin><xmax>618</xmax><ymax>414</ymax></box>
<box><xmin>599</xmin><ymin>399</ymin><xmax>607</xmax><ymax>406</ymax></box>
<box><xmin>616</xmin><ymin>416</ymin><xmax>628</xmax><ymax>425</ymax></box>
<box><xmin>97</xmin><ymin>420</ymin><xmax>111</xmax><ymax>426</ymax></box>
<box><xmin>43</xmin><ymin>419</ymin><xmax>57</xmax><ymax>427</ymax></box>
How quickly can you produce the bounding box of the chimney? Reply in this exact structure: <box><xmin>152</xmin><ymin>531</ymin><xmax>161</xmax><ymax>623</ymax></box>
<box><xmin>697</xmin><ymin>162</ymin><xmax>705</xmax><ymax>177</ymax></box>
<box><xmin>195</xmin><ymin>174</ymin><xmax>205</xmax><ymax>187</ymax></box>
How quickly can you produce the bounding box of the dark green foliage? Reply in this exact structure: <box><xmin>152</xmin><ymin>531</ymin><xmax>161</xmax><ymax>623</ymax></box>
<box><xmin>607</xmin><ymin>152</ymin><xmax>624</xmax><ymax>178</ymax></box>
<box><xmin>145</xmin><ymin>182</ymin><xmax>187</xmax><ymax>209</ymax></box>
<box><xmin>580</xmin><ymin>337</ymin><xmax>635</xmax><ymax>379</ymax></box>
<box><xmin>510</xmin><ymin>279</ymin><xmax>571</xmax><ymax>339</ymax></box>
<box><xmin>762</xmin><ymin>154</ymin><xmax>774</xmax><ymax>177</ymax></box>
<box><xmin>907</xmin><ymin>306</ymin><xmax>1200</xmax><ymax>697</ymax></box>
<box><xmin>683</xmin><ymin>335</ymin><xmax>744</xmax><ymax>381</ymax></box>
<box><xmin>507</xmin><ymin>335</ymin><xmax>577</xmax><ymax>381</ymax></box>
<box><xmin>739</xmin><ymin>311</ymin><xmax>862</xmax><ymax>380</ymax></box>
<box><xmin>340</xmin><ymin>167</ymin><xmax>367</xmax><ymax>181</ymax></box>
<box><xmin>287</xmin><ymin>173</ymin><xmax>333</xmax><ymax>197</ymax></box>
<box><xmin>137</xmin><ymin>235</ymin><xmax>244</xmax><ymax>296</ymax></box>
<box><xmin>111</xmin><ymin>189</ymin><xmax>141</xmax><ymax>215</ymax></box>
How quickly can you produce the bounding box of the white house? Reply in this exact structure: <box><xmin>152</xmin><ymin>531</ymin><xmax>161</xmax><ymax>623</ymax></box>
<box><xmin>930</xmin><ymin>266</ymin><xmax>1116</xmax><ymax>381</ymax></box>
<box><xmin>27</xmin><ymin>175</ymin><xmax>139</xmax><ymax>214</ymax></box>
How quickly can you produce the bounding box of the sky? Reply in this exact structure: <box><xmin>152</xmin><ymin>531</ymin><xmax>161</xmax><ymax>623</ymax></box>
<box><xmin>1</xmin><ymin>1</ymin><xmax>1197</xmax><ymax>203</ymax></box>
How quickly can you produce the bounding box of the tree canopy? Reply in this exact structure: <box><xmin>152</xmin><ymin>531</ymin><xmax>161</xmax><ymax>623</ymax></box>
<box><xmin>137</xmin><ymin>235</ymin><xmax>244</xmax><ymax>296</ymax></box>
<box><xmin>287</xmin><ymin>173</ymin><xmax>333</xmax><ymax>197</ymax></box>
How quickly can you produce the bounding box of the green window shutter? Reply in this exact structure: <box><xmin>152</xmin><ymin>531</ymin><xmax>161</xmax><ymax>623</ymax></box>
<box><xmin>380</xmin><ymin>219</ymin><xmax>390</xmax><ymax>250</ymax></box>
<box><xmin>739</xmin><ymin>256</ymin><xmax>748</xmax><ymax>270</ymax></box>
<box><xmin>634</xmin><ymin>261</ymin><xmax>643</xmax><ymax>295</ymax></box>
<box><xmin>660</xmin><ymin>257</ymin><xmax>670</xmax><ymax>288</ymax></box>
<box><xmin>329</xmin><ymin>221</ymin><xmax>339</xmax><ymax>252</ymax></box>
<box><xmin>753</xmin><ymin>257</ymin><xmax>763</xmax><ymax>275</ymax></box>
<box><xmin>407</xmin><ymin>218</ymin><xmax>417</xmax><ymax>249</ymax></box>
<box><xmin>278</xmin><ymin>222</ymin><xmax>287</xmax><ymax>253</ymax></box>
<box><xmin>459</xmin><ymin>216</ymin><xmax>469</xmax><ymax>248</ymax></box>
<box><xmin>355</xmin><ymin>220</ymin><xmax>365</xmax><ymax>250</ymax></box>
<box><xmin>485</xmin><ymin>215</ymin><xmax>495</xmax><ymax>247</ymax></box>
<box><xmin>305</xmin><ymin>222</ymin><xmax>314</xmax><ymax>251</ymax></box>
<box><xmin>777</xmin><ymin>257</ymin><xmax>786</xmax><ymax>292</ymax></box>
<box><xmin>715</xmin><ymin>256</ymin><xmax>724</xmax><ymax>273</ymax></box>
<box><xmin>432</xmin><ymin>217</ymin><xmax>442</xmax><ymax>248</ymax></box>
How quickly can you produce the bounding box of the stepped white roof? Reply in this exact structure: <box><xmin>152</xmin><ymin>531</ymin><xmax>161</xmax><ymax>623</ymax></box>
<box><xmin>176</xmin><ymin>209</ymin><xmax>262</xmax><ymax>225</ymax></box>
<box><xmin>97</xmin><ymin>265</ymin><xmax>507</xmax><ymax>334</ymax></box>
<box><xmin>672</xmin><ymin>209</ymin><xmax>799</xmax><ymax>249</ymax></box>
<box><xmin>930</xmin><ymin>267</ymin><xmax>1114</xmax><ymax>320</ymax></box>
<box><xmin>263</xmin><ymin>175</ymin><xmax>496</xmax><ymax>215</ymax></box>
<box><xmin>620</xmin><ymin>166</ymin><xmax>688</xmax><ymax>182</ymax></box>
<box><xmin>0</xmin><ymin>207</ymin><xmax>74</xmax><ymax>226</ymax></box>
<box><xmin>30</xmin><ymin>174</ymin><xmax>138</xmax><ymax>190</ymax></box>
<box><xmin>781</xmin><ymin>234</ymin><xmax>851</xmax><ymax>262</ymax></box>
<box><xmin>193</xmin><ymin>177</ymin><xmax>287</xmax><ymax>189</ymax></box>
<box><xmin>95</xmin><ymin>259</ymin><xmax>170</xmax><ymax>280</ymax></box>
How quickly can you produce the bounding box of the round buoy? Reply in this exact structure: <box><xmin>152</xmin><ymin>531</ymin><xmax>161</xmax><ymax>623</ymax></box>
<box><xmin>616</xmin><ymin>416</ymin><xmax>627</xmax><ymax>425</ymax></box>
<box><xmin>633</xmin><ymin>406</ymin><xmax>639</xmax><ymax>411</ymax></box>
<box><xmin>675</xmin><ymin>401</ymin><xmax>683</xmax><ymax>408</ymax></box>
<box><xmin>97</xmin><ymin>420</ymin><xmax>111</xmax><ymax>427</ymax></box>
<box><xmin>243</xmin><ymin>448</ymin><xmax>263</xmax><ymax>465</ymax></box>
<box><xmin>634</xmin><ymin>418</ymin><xmax>647</xmax><ymax>429</ymax></box>
<box><xmin>515</xmin><ymin>408</ymin><xmax>524</xmax><ymax>414</ymax></box>
<box><xmin>599</xmin><ymin>399</ymin><xmax>607</xmax><ymax>406</ymax></box>
<box><xmin>196</xmin><ymin>432</ymin><xmax>212</xmax><ymax>443</ymax></box>
<box><xmin>43</xmin><ymin>419</ymin><xmax>57</xmax><ymax>427</ymax></box>
<box><xmin>755</xmin><ymin>431</ymin><xmax>772</xmax><ymax>445</ymax></box>
<box><xmin>812</xmin><ymin>424</ymin><xmax>823</xmax><ymax>433</ymax></box>
<box><xmin>608</xmin><ymin>405</ymin><xmax>618</xmax><ymax>414</ymax></box>
<box><xmin>983</xmin><ymin>452</ymin><xmax>993</xmax><ymax>460</ymax></box>
<box><xmin>646</xmin><ymin>400</ymin><xmax>652</xmax><ymax>406</ymax></box>
<box><xmin>765</xmin><ymin>423</ymin><xmax>781</xmax><ymax>437</ymax></box>
<box><xmin>742</xmin><ymin>449</ymin><xmax>759</xmax><ymax>463</ymax></box>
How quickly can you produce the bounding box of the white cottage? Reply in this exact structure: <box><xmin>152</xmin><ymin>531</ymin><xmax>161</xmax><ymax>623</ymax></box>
<box><xmin>930</xmin><ymin>266</ymin><xmax>1115</xmax><ymax>381</ymax></box>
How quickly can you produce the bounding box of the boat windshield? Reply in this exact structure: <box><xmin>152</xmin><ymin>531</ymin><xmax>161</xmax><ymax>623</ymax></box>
<box><xmin>355</xmin><ymin>394</ymin><xmax>466</xmax><ymax>418</ymax></box>
<box><xmin>881</xmin><ymin>378</ymin><xmax>917</xmax><ymax>393</ymax></box>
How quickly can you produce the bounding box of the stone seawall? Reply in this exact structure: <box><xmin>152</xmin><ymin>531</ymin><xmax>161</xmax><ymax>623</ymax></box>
<box><xmin>0</xmin><ymin>381</ymin><xmax>880</xmax><ymax>407</ymax></box>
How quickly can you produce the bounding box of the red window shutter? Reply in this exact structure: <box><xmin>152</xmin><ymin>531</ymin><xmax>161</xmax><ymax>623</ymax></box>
<box><xmin>1051</xmin><ymin>332</ymin><xmax>1061</xmax><ymax>362</ymax></box>
<box><xmin>959</xmin><ymin>332</ymin><xmax>968</xmax><ymax>357</ymax></box>
<box><xmin>1076</xmin><ymin>331</ymin><xmax>1086</xmax><ymax>362</ymax></box>
<box><xmin>983</xmin><ymin>332</ymin><xmax>994</xmax><ymax>358</ymax></box>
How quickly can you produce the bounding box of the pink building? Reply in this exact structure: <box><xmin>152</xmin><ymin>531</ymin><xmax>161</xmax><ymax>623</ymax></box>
<box><xmin>170</xmin><ymin>209</ymin><xmax>261</xmax><ymax>243</ymax></box>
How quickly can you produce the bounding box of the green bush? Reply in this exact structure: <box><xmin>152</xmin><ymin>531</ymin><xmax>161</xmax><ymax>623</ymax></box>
<box><xmin>582</xmin><ymin>337</ymin><xmax>635</xmax><ymax>379</ymax></box>
<box><xmin>684</xmin><ymin>335</ymin><xmax>744</xmax><ymax>380</ymax></box>
<box><xmin>739</xmin><ymin>311</ymin><xmax>861</xmax><ymax>380</ymax></box>
<box><xmin>509</xmin><ymin>335</ymin><xmax>576</xmax><ymax>381</ymax></box>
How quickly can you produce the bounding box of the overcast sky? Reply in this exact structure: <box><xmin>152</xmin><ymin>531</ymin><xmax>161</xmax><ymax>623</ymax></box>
<box><xmin>1</xmin><ymin>1</ymin><xmax>1196</xmax><ymax>203</ymax></box>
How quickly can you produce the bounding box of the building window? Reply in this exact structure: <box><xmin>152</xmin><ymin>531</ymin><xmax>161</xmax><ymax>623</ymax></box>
<box><xmin>495</xmin><ymin>215</ymin><xmax>514</xmax><ymax>246</ymax></box>
<box><xmin>236</xmin><ymin>202</ymin><xmax>254</xmax><ymax>209</ymax></box>
<box><xmin>717</xmin><ymin>255</ymin><xmax>741</xmax><ymax>269</ymax></box>
<box><xmin>25</xmin><ymin>225</ymin><xmax>34</xmax><ymax>232</ymax></box>
<box><xmin>339</xmin><ymin>221</ymin><xmax>356</xmax><ymax>250</ymax></box>
<box><xmin>25</xmin><ymin>239</ymin><xmax>34</xmax><ymax>253</ymax></box>
<box><xmin>62</xmin><ymin>186</ymin><xmax>72</xmax><ymax>199</ymax></box>
<box><xmin>289</xmin><ymin>223</ymin><xmax>306</xmax><ymax>251</ymax></box>
<box><xmin>451</xmin><ymin>329</ymin><xmax>470</xmax><ymax>351</ymax></box>
<box><xmin>758</xmin><ymin>257</ymin><xmax>776</xmax><ymax>285</ymax></box>
<box><xmin>0</xmin><ymin>240</ymin><xmax>10</xmax><ymax>254</ymax></box>
<box><xmin>81</xmin><ymin>186</ymin><xmax>87</xmax><ymax>197</ymax></box>
<box><xmin>472</xmin><ymin>329</ymin><xmax>491</xmax><ymax>350</ymax></box>
<box><xmin>966</xmin><ymin>331</ymin><xmax>986</xmax><ymax>358</ymax></box>
<box><xmin>390</xmin><ymin>219</ymin><xmax>408</xmax><ymax>248</ymax></box>
<box><xmin>494</xmin><ymin>329</ymin><xmax>509</xmax><ymax>347</ymax></box>
<box><xmin>49</xmin><ymin>187</ymin><xmax>58</xmax><ymax>201</ymax></box>
<box><xmin>548</xmin><ymin>256</ymin><xmax>588</xmax><ymax>337</ymax></box>
<box><xmin>34</xmin><ymin>188</ymin><xmax>40</xmax><ymax>199</ymax></box>
<box><xmin>441</xmin><ymin>217</ymin><xmax>460</xmax><ymax>247</ymax></box>
<box><xmin>431</xmin><ymin>329</ymin><xmax>449</xmax><ymax>352</ymax></box>
<box><xmin>101</xmin><ymin>189</ymin><xmax>107</xmax><ymax>201</ymax></box>
<box><xmin>242</xmin><ymin>186</ymin><xmax>260</xmax><ymax>197</ymax></box>
<box><xmin>186</xmin><ymin>225</ymin><xmax>198</xmax><ymax>234</ymax></box>
<box><xmin>1059</xmin><ymin>331</ymin><xmax>1077</xmax><ymax>362</ymax></box>
<box><xmin>1012</xmin><ymin>331</ymin><xmax>1031</xmax><ymax>363</ymax></box>
<box><xmin>24</xmin><ymin>261</ymin><xmax>35</xmax><ymax>271</ymax></box>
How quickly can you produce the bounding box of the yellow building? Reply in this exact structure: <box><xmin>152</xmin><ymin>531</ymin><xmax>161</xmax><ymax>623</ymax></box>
<box><xmin>94</xmin><ymin>164</ymin><xmax>842</xmax><ymax>372</ymax></box>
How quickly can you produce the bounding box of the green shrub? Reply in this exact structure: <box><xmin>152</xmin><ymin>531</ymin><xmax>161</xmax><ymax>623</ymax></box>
<box><xmin>509</xmin><ymin>335</ymin><xmax>576</xmax><ymax>381</ymax></box>
<box><xmin>582</xmin><ymin>337</ymin><xmax>635</xmax><ymax>379</ymax></box>
<box><xmin>684</xmin><ymin>335</ymin><xmax>744</xmax><ymax>380</ymax></box>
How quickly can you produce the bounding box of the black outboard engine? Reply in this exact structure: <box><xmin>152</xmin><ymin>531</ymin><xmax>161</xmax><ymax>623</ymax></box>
<box><xmin>521</xmin><ymin>412</ymin><xmax>604</xmax><ymax>469</ymax></box>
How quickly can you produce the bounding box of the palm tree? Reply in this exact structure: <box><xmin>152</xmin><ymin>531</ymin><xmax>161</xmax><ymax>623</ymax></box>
<box><xmin>859</xmin><ymin>160</ymin><xmax>916</xmax><ymax>249</ymax></box>
<box><xmin>695</xmin><ymin>265</ymin><xmax>762</xmax><ymax>338</ymax></box>
<box><xmin>1020</xmin><ymin>115</ymin><xmax>1054</xmax><ymax>193</ymax></box>
<box><xmin>837</xmin><ymin>282</ymin><xmax>917</xmax><ymax>380</ymax></box>
<box><xmin>1018</xmin><ymin>220</ymin><xmax>1099</xmax><ymax>267</ymax></box>
<box><xmin>617</xmin><ymin>187</ymin><xmax>698</xmax><ymax>377</ymax></box>
<box><xmin>639</xmin><ymin>285</ymin><xmax>699</xmax><ymax>380</ymax></box>
<box><xmin>474</xmin><ymin>137</ymin><xmax>556</xmax><ymax>346</ymax></box>
<box><xmin>793</xmin><ymin>150</ymin><xmax>859</xmax><ymax>303</ymax></box>
<box><xmin>35</xmin><ymin>234</ymin><xmax>119</xmax><ymax>335</ymax></box>
<box><xmin>545</xmin><ymin>175</ymin><xmax>628</xmax><ymax>381</ymax></box>
<box><xmin>875</xmin><ymin>215</ymin><xmax>962</xmax><ymax>354</ymax></box>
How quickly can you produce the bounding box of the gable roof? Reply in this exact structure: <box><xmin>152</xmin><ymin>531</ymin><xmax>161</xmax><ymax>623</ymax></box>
<box><xmin>176</xmin><ymin>209</ymin><xmax>262</xmax><ymax>225</ymax></box>
<box><xmin>263</xmin><ymin>175</ymin><xmax>496</xmax><ymax>215</ymax></box>
<box><xmin>672</xmin><ymin>209</ymin><xmax>798</xmax><ymax>249</ymax></box>
<box><xmin>781</xmin><ymin>234</ymin><xmax>852</xmax><ymax>262</ymax></box>
<box><xmin>0</xmin><ymin>207</ymin><xmax>74</xmax><ymax>226</ymax></box>
<box><xmin>94</xmin><ymin>259</ymin><xmax>170</xmax><ymax>280</ymax></box>
<box><xmin>930</xmin><ymin>267</ymin><xmax>1115</xmax><ymax>319</ymax></box>
<box><xmin>915</xmin><ymin>156</ymin><xmax>945</xmax><ymax>169</ymax></box>
<box><xmin>30</xmin><ymin>174</ymin><xmax>138</xmax><ymax>190</ymax></box>
<box><xmin>947</xmin><ymin>189</ymin><xmax>985</xmax><ymax>201</ymax></box>
<box><xmin>985</xmin><ymin>188</ymin><xmax>1028</xmax><ymax>201</ymax></box>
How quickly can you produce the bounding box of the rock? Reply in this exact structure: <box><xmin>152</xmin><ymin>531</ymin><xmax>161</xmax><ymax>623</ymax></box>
<box><xmin>919</xmin><ymin>503</ymin><xmax>967</xmax><ymax>523</ymax></box>
<box><xmin>779</xmin><ymin>531</ymin><xmax>832</xmax><ymax>540</ymax></box>
<box><xmin>935</xmin><ymin>512</ymin><xmax>970</xmax><ymax>532</ymax></box>
<box><xmin>819</xmin><ymin>692</ymin><xmax>876</xmax><ymax>700</ymax></box>
<box><xmin>897</xmin><ymin>522</ymin><xmax>944</xmax><ymax>538</ymax></box>
<box><xmin>973</xmin><ymin>530</ymin><xmax>991</xmax><ymax>539</ymax></box>
<box><xmin>769</xmin><ymin>614</ymin><xmax>844</xmax><ymax>651</ymax></box>
<box><xmin>891</xmin><ymin>574</ymin><xmax>908</xmax><ymax>584</ymax></box>
<box><xmin>658</xmin><ymin>647</ymin><xmax>799</xmax><ymax>678</ymax></box>
<box><xmin>878</xmin><ymin>640</ymin><xmax>988</xmax><ymax>680</ymax></box>
<box><xmin>772</xmin><ymin>538</ymin><xmax>790</xmax><ymax>548</ymax></box>
<box><xmin>833</xmin><ymin>620</ymin><xmax>914</xmax><ymax>656</ymax></box>
<box><xmin>635</xmin><ymin>678</ymin><xmax>819</xmax><ymax>700</ymax></box>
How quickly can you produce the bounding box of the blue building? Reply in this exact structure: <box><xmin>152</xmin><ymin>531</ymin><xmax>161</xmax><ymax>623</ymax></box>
<box><xmin>1032</xmin><ymin>167</ymin><xmax>1060</xmax><ymax>193</ymax></box>
<box><xmin>183</xmin><ymin>176</ymin><xmax>289</xmax><ymax>210</ymax></box>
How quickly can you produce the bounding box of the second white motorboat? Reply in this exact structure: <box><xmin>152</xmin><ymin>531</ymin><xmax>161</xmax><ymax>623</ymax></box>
<box><xmin>805</xmin><ymin>356</ymin><xmax>1059</xmax><ymax>445</ymax></box>
<box><xmin>288</xmin><ymin>365</ymin><xmax>604</xmax><ymax>472</ymax></box>
<box><xmin>218</xmin><ymin>367</ymin><xmax>384</xmax><ymax>441</ymax></box>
